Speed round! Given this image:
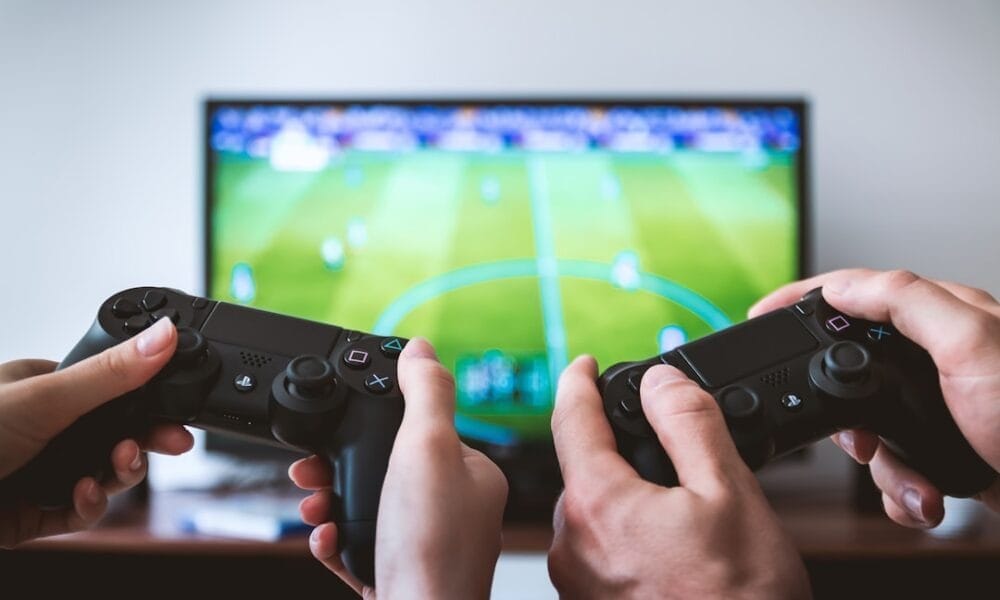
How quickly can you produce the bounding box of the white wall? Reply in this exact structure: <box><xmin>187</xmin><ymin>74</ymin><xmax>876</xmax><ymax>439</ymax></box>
<box><xmin>1</xmin><ymin>2</ymin><xmax>997</xmax><ymax>596</ymax></box>
<box><xmin>1</xmin><ymin>0</ymin><xmax>999</xmax><ymax>360</ymax></box>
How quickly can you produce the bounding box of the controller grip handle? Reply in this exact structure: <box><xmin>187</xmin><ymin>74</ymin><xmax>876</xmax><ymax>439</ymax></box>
<box><xmin>617</xmin><ymin>433</ymin><xmax>679</xmax><ymax>487</ymax></box>
<box><xmin>338</xmin><ymin>521</ymin><xmax>378</xmax><ymax>586</ymax></box>
<box><xmin>329</xmin><ymin>405</ymin><xmax>404</xmax><ymax>587</ymax></box>
<box><xmin>618</xmin><ymin>425</ymin><xmax>771</xmax><ymax>489</ymax></box>
<box><xmin>0</xmin><ymin>320</ymin><xmax>138</xmax><ymax>508</ymax></box>
<box><xmin>0</xmin><ymin>396</ymin><xmax>146</xmax><ymax>508</ymax></box>
<box><xmin>880</xmin><ymin>409</ymin><xmax>997</xmax><ymax>498</ymax></box>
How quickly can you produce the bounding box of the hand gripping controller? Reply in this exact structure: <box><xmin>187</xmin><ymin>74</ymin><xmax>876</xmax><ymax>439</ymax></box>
<box><xmin>599</xmin><ymin>288</ymin><xmax>997</xmax><ymax>497</ymax></box>
<box><xmin>0</xmin><ymin>287</ymin><xmax>409</xmax><ymax>584</ymax></box>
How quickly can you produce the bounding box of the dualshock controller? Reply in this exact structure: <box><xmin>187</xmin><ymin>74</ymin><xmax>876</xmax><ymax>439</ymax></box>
<box><xmin>598</xmin><ymin>288</ymin><xmax>997</xmax><ymax>497</ymax></box>
<box><xmin>0</xmin><ymin>287</ymin><xmax>408</xmax><ymax>584</ymax></box>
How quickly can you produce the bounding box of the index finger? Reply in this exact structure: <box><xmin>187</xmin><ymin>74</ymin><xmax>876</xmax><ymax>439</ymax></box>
<box><xmin>822</xmin><ymin>270</ymin><xmax>1000</xmax><ymax>375</ymax></box>
<box><xmin>749</xmin><ymin>269</ymin><xmax>999</xmax><ymax>318</ymax></box>
<box><xmin>0</xmin><ymin>359</ymin><xmax>58</xmax><ymax>384</ymax></box>
<box><xmin>551</xmin><ymin>355</ymin><xmax>634</xmax><ymax>487</ymax></box>
<box><xmin>747</xmin><ymin>271</ymin><xmax>850</xmax><ymax>318</ymax></box>
<box><xmin>640</xmin><ymin>365</ymin><xmax>751</xmax><ymax>495</ymax></box>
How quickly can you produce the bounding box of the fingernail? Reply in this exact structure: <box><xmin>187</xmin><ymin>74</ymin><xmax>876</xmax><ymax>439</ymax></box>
<box><xmin>310</xmin><ymin>526</ymin><xmax>335</xmax><ymax>559</ymax></box>
<box><xmin>129</xmin><ymin>447</ymin><xmax>143</xmax><ymax>471</ymax></box>
<box><xmin>641</xmin><ymin>365</ymin><xmax>685</xmax><ymax>389</ymax></box>
<box><xmin>902</xmin><ymin>488</ymin><xmax>928</xmax><ymax>524</ymax></box>
<box><xmin>136</xmin><ymin>317</ymin><xmax>174</xmax><ymax>357</ymax></box>
<box><xmin>403</xmin><ymin>337</ymin><xmax>437</xmax><ymax>360</ymax></box>
<box><xmin>86</xmin><ymin>481</ymin><xmax>102</xmax><ymax>505</ymax></box>
<box><xmin>837</xmin><ymin>431</ymin><xmax>858</xmax><ymax>461</ymax></box>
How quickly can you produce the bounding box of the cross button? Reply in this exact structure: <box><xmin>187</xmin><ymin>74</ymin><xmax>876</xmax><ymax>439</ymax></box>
<box><xmin>365</xmin><ymin>373</ymin><xmax>394</xmax><ymax>394</ymax></box>
<box><xmin>867</xmin><ymin>326</ymin><xmax>892</xmax><ymax>342</ymax></box>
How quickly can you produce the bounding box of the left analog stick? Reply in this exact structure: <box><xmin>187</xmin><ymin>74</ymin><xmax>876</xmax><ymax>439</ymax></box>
<box><xmin>173</xmin><ymin>328</ymin><xmax>207</xmax><ymax>367</ymax></box>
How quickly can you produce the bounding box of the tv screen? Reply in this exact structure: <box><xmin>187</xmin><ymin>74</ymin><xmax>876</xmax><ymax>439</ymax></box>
<box><xmin>204</xmin><ymin>99</ymin><xmax>807</xmax><ymax>510</ymax></box>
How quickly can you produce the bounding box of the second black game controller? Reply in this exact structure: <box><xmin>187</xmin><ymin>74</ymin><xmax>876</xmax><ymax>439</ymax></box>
<box><xmin>0</xmin><ymin>287</ymin><xmax>409</xmax><ymax>585</ymax></box>
<box><xmin>598</xmin><ymin>287</ymin><xmax>997</xmax><ymax>497</ymax></box>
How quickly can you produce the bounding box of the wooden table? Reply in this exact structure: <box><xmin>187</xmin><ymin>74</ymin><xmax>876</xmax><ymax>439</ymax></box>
<box><xmin>4</xmin><ymin>484</ymin><xmax>999</xmax><ymax>599</ymax></box>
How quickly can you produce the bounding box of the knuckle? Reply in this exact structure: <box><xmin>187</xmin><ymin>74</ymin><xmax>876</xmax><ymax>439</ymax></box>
<box><xmin>409</xmin><ymin>423</ymin><xmax>459</xmax><ymax>456</ymax></box>
<box><xmin>559</xmin><ymin>489</ymin><xmax>589</xmax><ymax>528</ymax></box>
<box><xmin>466</xmin><ymin>447</ymin><xmax>510</xmax><ymax>501</ymax></box>
<box><xmin>648</xmin><ymin>379</ymin><xmax>718</xmax><ymax>419</ymax></box>
<box><xmin>968</xmin><ymin>286</ymin><xmax>998</xmax><ymax>305</ymax></box>
<box><xmin>881</xmin><ymin>269</ymin><xmax>923</xmax><ymax>292</ymax></box>
<box><xmin>416</xmin><ymin>360</ymin><xmax>456</xmax><ymax>394</ymax></box>
<box><xmin>487</xmin><ymin>461</ymin><xmax>510</xmax><ymax>498</ymax></box>
<box><xmin>960</xmin><ymin>309</ymin><xmax>1000</xmax><ymax>348</ymax></box>
<box><xmin>96</xmin><ymin>348</ymin><xmax>132</xmax><ymax>383</ymax></box>
<box><xmin>561</xmin><ymin>483</ymin><xmax>615</xmax><ymax>529</ymax></box>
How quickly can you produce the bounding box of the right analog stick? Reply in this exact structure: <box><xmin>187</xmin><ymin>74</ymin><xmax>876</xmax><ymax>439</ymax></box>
<box><xmin>270</xmin><ymin>355</ymin><xmax>343</xmax><ymax>449</ymax></box>
<box><xmin>286</xmin><ymin>355</ymin><xmax>336</xmax><ymax>399</ymax></box>
<box><xmin>822</xmin><ymin>341</ymin><xmax>871</xmax><ymax>384</ymax></box>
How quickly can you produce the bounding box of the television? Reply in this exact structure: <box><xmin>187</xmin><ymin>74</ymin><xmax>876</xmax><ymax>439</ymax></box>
<box><xmin>203</xmin><ymin>98</ymin><xmax>808</xmax><ymax>516</ymax></box>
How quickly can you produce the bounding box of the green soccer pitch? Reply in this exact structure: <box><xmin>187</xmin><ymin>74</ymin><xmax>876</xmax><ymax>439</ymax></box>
<box><xmin>210</xmin><ymin>149</ymin><xmax>799</xmax><ymax>442</ymax></box>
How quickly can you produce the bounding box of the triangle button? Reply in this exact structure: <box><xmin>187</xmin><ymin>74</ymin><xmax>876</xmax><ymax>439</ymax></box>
<box><xmin>380</xmin><ymin>337</ymin><xmax>405</xmax><ymax>357</ymax></box>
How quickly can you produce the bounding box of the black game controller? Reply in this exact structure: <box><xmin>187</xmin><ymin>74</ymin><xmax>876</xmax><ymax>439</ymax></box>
<box><xmin>599</xmin><ymin>287</ymin><xmax>997</xmax><ymax>497</ymax></box>
<box><xmin>0</xmin><ymin>287</ymin><xmax>408</xmax><ymax>585</ymax></box>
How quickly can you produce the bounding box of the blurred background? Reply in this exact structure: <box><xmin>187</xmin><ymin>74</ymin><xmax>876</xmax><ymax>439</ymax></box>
<box><xmin>1</xmin><ymin>1</ymin><xmax>998</xmax><ymax>598</ymax></box>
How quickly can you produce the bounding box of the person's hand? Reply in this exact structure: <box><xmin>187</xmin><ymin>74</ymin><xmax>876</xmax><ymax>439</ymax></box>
<box><xmin>288</xmin><ymin>338</ymin><xmax>508</xmax><ymax>599</ymax></box>
<box><xmin>0</xmin><ymin>318</ymin><xmax>195</xmax><ymax>546</ymax></box>
<box><xmin>749</xmin><ymin>268</ymin><xmax>1000</xmax><ymax>528</ymax></box>
<box><xmin>548</xmin><ymin>357</ymin><xmax>811</xmax><ymax>599</ymax></box>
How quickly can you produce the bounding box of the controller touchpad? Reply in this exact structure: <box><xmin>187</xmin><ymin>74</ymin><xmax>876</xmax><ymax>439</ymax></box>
<box><xmin>677</xmin><ymin>311</ymin><xmax>818</xmax><ymax>388</ymax></box>
<box><xmin>202</xmin><ymin>303</ymin><xmax>340</xmax><ymax>357</ymax></box>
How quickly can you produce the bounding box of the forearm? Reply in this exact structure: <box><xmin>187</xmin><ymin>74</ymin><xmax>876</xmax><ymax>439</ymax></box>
<box><xmin>378</xmin><ymin>562</ymin><xmax>496</xmax><ymax>600</ymax></box>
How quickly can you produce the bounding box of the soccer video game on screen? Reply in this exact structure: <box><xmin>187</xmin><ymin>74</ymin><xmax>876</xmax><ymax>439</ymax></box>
<box><xmin>207</xmin><ymin>101</ymin><xmax>803</xmax><ymax>447</ymax></box>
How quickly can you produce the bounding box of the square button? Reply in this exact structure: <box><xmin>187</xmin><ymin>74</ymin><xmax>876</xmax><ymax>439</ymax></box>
<box><xmin>825</xmin><ymin>315</ymin><xmax>850</xmax><ymax>333</ymax></box>
<box><xmin>343</xmin><ymin>348</ymin><xmax>371</xmax><ymax>369</ymax></box>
